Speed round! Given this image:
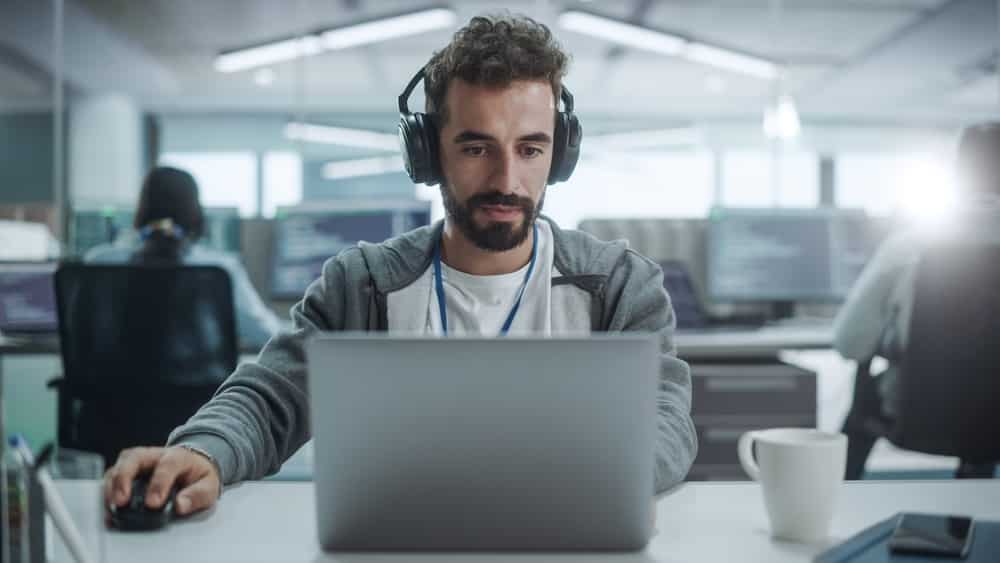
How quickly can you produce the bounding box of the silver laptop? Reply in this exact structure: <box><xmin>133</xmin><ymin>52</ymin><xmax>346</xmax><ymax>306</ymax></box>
<box><xmin>306</xmin><ymin>334</ymin><xmax>659</xmax><ymax>551</ymax></box>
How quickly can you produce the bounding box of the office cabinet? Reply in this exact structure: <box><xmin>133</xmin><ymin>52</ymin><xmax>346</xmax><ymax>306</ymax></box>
<box><xmin>686</xmin><ymin>362</ymin><xmax>816</xmax><ymax>481</ymax></box>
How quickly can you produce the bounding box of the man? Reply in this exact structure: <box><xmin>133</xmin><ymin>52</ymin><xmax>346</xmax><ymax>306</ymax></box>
<box><xmin>834</xmin><ymin>122</ymin><xmax>1000</xmax><ymax>479</ymax></box>
<box><xmin>104</xmin><ymin>14</ymin><xmax>697</xmax><ymax>517</ymax></box>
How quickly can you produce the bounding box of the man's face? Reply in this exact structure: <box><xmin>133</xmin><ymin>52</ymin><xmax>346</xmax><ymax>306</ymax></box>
<box><xmin>437</xmin><ymin>78</ymin><xmax>556</xmax><ymax>252</ymax></box>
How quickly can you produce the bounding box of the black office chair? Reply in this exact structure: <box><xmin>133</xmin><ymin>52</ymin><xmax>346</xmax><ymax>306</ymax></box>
<box><xmin>658</xmin><ymin>260</ymin><xmax>764</xmax><ymax>330</ymax></box>
<box><xmin>843</xmin><ymin>243</ymin><xmax>1000</xmax><ymax>479</ymax></box>
<box><xmin>659</xmin><ymin>260</ymin><xmax>710</xmax><ymax>330</ymax></box>
<box><xmin>50</xmin><ymin>264</ymin><xmax>237</xmax><ymax>467</ymax></box>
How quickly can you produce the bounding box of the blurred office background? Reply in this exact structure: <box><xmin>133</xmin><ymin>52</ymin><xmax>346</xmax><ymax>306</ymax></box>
<box><xmin>2</xmin><ymin>0</ymin><xmax>998</xmax><ymax>479</ymax></box>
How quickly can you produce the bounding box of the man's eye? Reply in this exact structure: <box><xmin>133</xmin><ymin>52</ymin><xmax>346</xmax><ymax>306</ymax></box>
<box><xmin>522</xmin><ymin>146</ymin><xmax>543</xmax><ymax>158</ymax></box>
<box><xmin>462</xmin><ymin>146</ymin><xmax>486</xmax><ymax>156</ymax></box>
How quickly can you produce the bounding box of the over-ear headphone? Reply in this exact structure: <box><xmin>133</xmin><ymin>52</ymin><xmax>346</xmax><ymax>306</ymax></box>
<box><xmin>397</xmin><ymin>67</ymin><xmax>582</xmax><ymax>187</ymax></box>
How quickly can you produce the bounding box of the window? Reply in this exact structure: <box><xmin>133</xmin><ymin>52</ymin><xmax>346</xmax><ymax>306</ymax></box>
<box><xmin>721</xmin><ymin>149</ymin><xmax>819</xmax><ymax>208</ymax></box>
<box><xmin>158</xmin><ymin>152</ymin><xmax>258</xmax><ymax>217</ymax></box>
<box><xmin>544</xmin><ymin>149</ymin><xmax>715</xmax><ymax>228</ymax></box>
<box><xmin>837</xmin><ymin>153</ymin><xmax>955</xmax><ymax>221</ymax></box>
<box><xmin>262</xmin><ymin>151</ymin><xmax>302</xmax><ymax>218</ymax></box>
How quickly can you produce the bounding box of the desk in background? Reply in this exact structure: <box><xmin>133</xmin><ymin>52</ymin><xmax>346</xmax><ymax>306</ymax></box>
<box><xmin>0</xmin><ymin>334</ymin><xmax>60</xmax><ymax>355</ymax></box>
<box><xmin>675</xmin><ymin>323</ymin><xmax>834</xmax><ymax>361</ymax></box>
<box><xmin>0</xmin><ymin>334</ymin><xmax>63</xmax><ymax>450</ymax></box>
<box><xmin>94</xmin><ymin>480</ymin><xmax>1000</xmax><ymax>563</ymax></box>
<box><xmin>676</xmin><ymin>322</ymin><xmax>832</xmax><ymax>480</ymax></box>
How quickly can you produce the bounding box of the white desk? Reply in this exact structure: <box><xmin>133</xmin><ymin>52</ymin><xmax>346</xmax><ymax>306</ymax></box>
<box><xmin>100</xmin><ymin>480</ymin><xmax>1000</xmax><ymax>563</ymax></box>
<box><xmin>675</xmin><ymin>324</ymin><xmax>834</xmax><ymax>360</ymax></box>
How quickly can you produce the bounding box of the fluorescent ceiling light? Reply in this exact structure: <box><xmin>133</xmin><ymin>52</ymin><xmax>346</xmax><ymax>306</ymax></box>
<box><xmin>587</xmin><ymin>127</ymin><xmax>702</xmax><ymax>149</ymax></box>
<box><xmin>558</xmin><ymin>10</ymin><xmax>777</xmax><ymax>79</ymax></box>
<box><xmin>215</xmin><ymin>36</ymin><xmax>322</xmax><ymax>73</ymax></box>
<box><xmin>558</xmin><ymin>11</ymin><xmax>685</xmax><ymax>56</ymax></box>
<box><xmin>215</xmin><ymin>6</ymin><xmax>456</xmax><ymax>73</ymax></box>
<box><xmin>322</xmin><ymin>156</ymin><xmax>405</xmax><ymax>180</ymax></box>
<box><xmin>284</xmin><ymin>122</ymin><xmax>399</xmax><ymax>151</ymax></box>
<box><xmin>685</xmin><ymin>42</ymin><xmax>778</xmax><ymax>80</ymax></box>
<box><xmin>321</xmin><ymin>8</ymin><xmax>456</xmax><ymax>50</ymax></box>
<box><xmin>762</xmin><ymin>94</ymin><xmax>801</xmax><ymax>140</ymax></box>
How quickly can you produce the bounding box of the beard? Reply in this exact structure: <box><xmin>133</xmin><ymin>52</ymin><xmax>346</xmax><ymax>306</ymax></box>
<box><xmin>440</xmin><ymin>183</ymin><xmax>544</xmax><ymax>252</ymax></box>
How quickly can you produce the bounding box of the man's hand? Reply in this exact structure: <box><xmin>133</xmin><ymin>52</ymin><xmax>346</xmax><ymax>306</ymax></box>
<box><xmin>104</xmin><ymin>446</ymin><xmax>221</xmax><ymax>516</ymax></box>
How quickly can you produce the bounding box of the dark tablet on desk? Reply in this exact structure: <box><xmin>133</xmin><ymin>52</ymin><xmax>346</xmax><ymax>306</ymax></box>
<box><xmin>814</xmin><ymin>514</ymin><xmax>999</xmax><ymax>563</ymax></box>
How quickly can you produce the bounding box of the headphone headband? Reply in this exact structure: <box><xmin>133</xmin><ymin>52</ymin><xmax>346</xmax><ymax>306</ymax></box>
<box><xmin>397</xmin><ymin>67</ymin><xmax>581</xmax><ymax>186</ymax></box>
<box><xmin>398</xmin><ymin>68</ymin><xmax>425</xmax><ymax>114</ymax></box>
<box><xmin>398</xmin><ymin>68</ymin><xmax>575</xmax><ymax>116</ymax></box>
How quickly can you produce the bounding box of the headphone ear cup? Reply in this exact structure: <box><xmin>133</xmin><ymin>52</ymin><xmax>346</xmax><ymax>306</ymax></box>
<box><xmin>548</xmin><ymin>113</ymin><xmax>567</xmax><ymax>185</ymax></box>
<box><xmin>398</xmin><ymin>112</ymin><xmax>441</xmax><ymax>185</ymax></box>
<box><xmin>419</xmin><ymin>113</ymin><xmax>441</xmax><ymax>185</ymax></box>
<box><xmin>399</xmin><ymin>114</ymin><xmax>426</xmax><ymax>184</ymax></box>
<box><xmin>548</xmin><ymin>112</ymin><xmax>582</xmax><ymax>184</ymax></box>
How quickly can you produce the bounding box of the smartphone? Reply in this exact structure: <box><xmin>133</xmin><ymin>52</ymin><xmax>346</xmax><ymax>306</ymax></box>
<box><xmin>888</xmin><ymin>513</ymin><xmax>975</xmax><ymax>558</ymax></box>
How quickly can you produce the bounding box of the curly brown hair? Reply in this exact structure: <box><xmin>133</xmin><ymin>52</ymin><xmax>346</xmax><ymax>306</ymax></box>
<box><xmin>424</xmin><ymin>13</ymin><xmax>570</xmax><ymax>125</ymax></box>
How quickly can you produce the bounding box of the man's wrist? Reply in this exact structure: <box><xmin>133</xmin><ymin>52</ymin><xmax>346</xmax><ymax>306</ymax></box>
<box><xmin>177</xmin><ymin>443</ymin><xmax>224</xmax><ymax>495</ymax></box>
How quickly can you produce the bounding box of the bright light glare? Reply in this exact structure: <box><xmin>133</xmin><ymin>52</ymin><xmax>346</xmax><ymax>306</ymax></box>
<box><xmin>895</xmin><ymin>156</ymin><xmax>957</xmax><ymax>228</ymax></box>
<box><xmin>763</xmin><ymin>94</ymin><xmax>801</xmax><ymax>140</ymax></box>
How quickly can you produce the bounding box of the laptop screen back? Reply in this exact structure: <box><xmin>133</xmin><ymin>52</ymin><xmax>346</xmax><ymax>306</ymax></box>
<box><xmin>0</xmin><ymin>262</ymin><xmax>58</xmax><ymax>333</ymax></box>
<box><xmin>306</xmin><ymin>334</ymin><xmax>659</xmax><ymax>551</ymax></box>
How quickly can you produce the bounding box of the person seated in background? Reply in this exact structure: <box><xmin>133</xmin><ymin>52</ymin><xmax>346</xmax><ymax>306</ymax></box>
<box><xmin>834</xmin><ymin>122</ymin><xmax>1000</xmax><ymax>479</ymax></box>
<box><xmin>86</xmin><ymin>166</ymin><xmax>281</xmax><ymax>349</ymax></box>
<box><xmin>101</xmin><ymin>13</ymin><xmax>696</xmax><ymax>519</ymax></box>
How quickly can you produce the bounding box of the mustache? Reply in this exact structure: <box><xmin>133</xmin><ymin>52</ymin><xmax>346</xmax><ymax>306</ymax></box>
<box><xmin>466</xmin><ymin>192</ymin><xmax>534</xmax><ymax>210</ymax></box>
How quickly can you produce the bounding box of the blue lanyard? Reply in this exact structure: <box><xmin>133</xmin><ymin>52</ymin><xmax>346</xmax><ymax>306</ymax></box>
<box><xmin>432</xmin><ymin>223</ymin><xmax>538</xmax><ymax>336</ymax></box>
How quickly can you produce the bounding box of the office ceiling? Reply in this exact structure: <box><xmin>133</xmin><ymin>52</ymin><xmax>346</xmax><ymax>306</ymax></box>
<box><xmin>1</xmin><ymin>0</ymin><xmax>998</xmax><ymax>124</ymax></box>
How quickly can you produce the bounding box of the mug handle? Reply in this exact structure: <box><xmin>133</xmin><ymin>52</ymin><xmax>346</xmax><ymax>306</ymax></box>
<box><xmin>737</xmin><ymin>431</ymin><xmax>761</xmax><ymax>481</ymax></box>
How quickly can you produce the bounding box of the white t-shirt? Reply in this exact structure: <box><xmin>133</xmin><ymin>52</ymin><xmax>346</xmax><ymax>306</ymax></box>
<box><xmin>388</xmin><ymin>220</ymin><xmax>554</xmax><ymax>336</ymax></box>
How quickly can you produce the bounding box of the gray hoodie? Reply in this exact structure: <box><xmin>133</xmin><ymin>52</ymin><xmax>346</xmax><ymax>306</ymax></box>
<box><xmin>168</xmin><ymin>217</ymin><xmax>697</xmax><ymax>493</ymax></box>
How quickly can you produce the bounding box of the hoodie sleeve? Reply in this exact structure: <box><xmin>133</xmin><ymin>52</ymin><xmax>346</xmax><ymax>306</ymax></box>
<box><xmin>167</xmin><ymin>249</ymin><xmax>361</xmax><ymax>485</ymax></box>
<box><xmin>603</xmin><ymin>249</ymin><xmax>698</xmax><ymax>493</ymax></box>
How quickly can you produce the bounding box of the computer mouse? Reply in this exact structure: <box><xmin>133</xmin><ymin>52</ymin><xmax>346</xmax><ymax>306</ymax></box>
<box><xmin>109</xmin><ymin>474</ymin><xmax>178</xmax><ymax>531</ymax></box>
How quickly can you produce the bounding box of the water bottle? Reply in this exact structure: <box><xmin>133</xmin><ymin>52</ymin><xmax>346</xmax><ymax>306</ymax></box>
<box><xmin>1</xmin><ymin>436</ymin><xmax>31</xmax><ymax>563</ymax></box>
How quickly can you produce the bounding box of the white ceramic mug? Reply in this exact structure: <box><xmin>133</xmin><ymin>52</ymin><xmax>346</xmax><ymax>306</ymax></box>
<box><xmin>738</xmin><ymin>428</ymin><xmax>847</xmax><ymax>542</ymax></box>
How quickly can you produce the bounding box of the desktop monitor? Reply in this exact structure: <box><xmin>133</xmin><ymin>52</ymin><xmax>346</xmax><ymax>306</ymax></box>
<box><xmin>71</xmin><ymin>206</ymin><xmax>242</xmax><ymax>257</ymax></box>
<box><xmin>270</xmin><ymin>201</ymin><xmax>432</xmax><ymax>300</ymax></box>
<box><xmin>202</xmin><ymin>206</ymin><xmax>242</xmax><ymax>254</ymax></box>
<box><xmin>707</xmin><ymin>207</ymin><xmax>879</xmax><ymax>306</ymax></box>
<box><xmin>70</xmin><ymin>208</ymin><xmax>135</xmax><ymax>257</ymax></box>
<box><xmin>0</xmin><ymin>261</ymin><xmax>59</xmax><ymax>334</ymax></box>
